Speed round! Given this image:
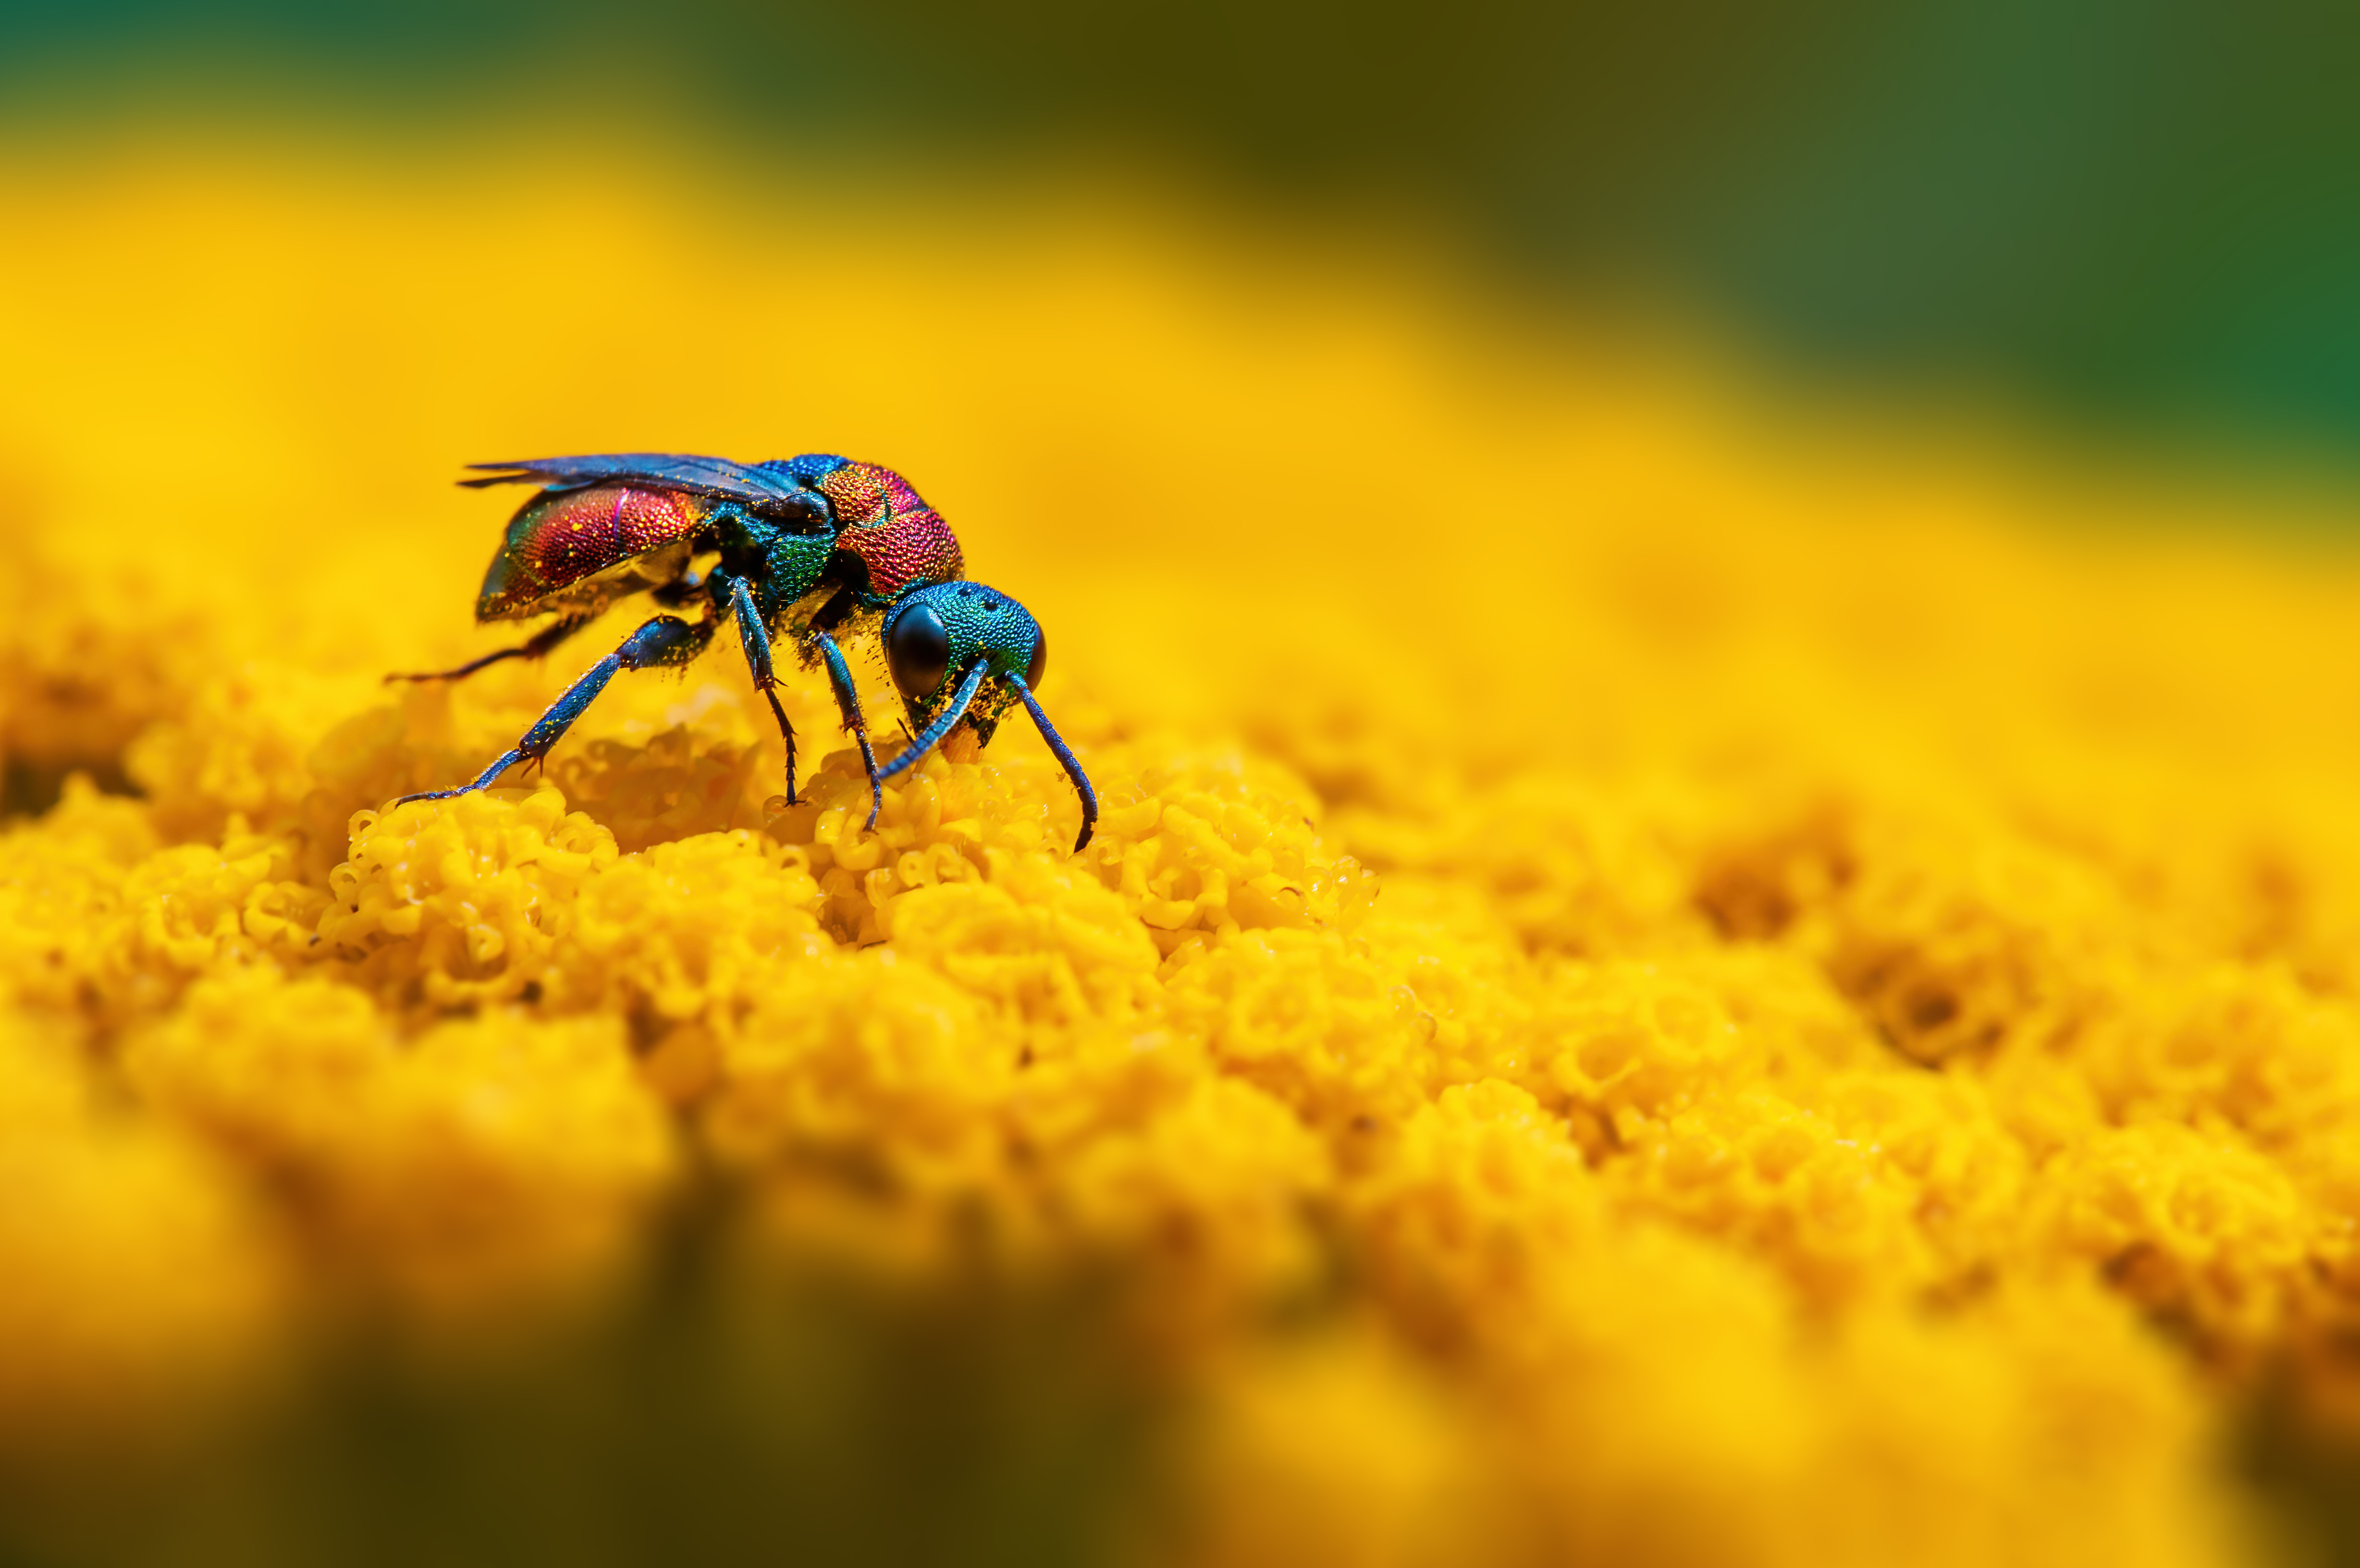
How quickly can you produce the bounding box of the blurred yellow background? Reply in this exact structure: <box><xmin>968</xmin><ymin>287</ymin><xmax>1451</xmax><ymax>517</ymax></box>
<box><xmin>8</xmin><ymin>8</ymin><xmax>2360</xmax><ymax>1567</ymax></box>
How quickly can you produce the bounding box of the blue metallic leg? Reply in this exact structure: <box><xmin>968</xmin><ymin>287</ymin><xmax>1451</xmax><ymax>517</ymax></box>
<box><xmin>807</xmin><ymin>629</ymin><xmax>885</xmax><ymax>830</ymax></box>
<box><xmin>385</xmin><ymin>612</ymin><xmax>594</xmax><ymax>685</ymax></box>
<box><xmin>395</xmin><ymin>614</ymin><xmax>712</xmax><ymax>803</ymax></box>
<box><xmin>718</xmin><ymin>574</ymin><xmax>799</xmax><ymax>804</ymax></box>
<box><xmin>1016</xmin><ymin>680</ymin><xmax>1098</xmax><ymax>853</ymax></box>
<box><xmin>876</xmin><ymin>662</ymin><xmax>990</xmax><ymax>799</ymax></box>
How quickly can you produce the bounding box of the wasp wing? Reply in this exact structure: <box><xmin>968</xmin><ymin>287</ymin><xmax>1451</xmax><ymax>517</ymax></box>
<box><xmin>460</xmin><ymin>453</ymin><xmax>815</xmax><ymax>509</ymax></box>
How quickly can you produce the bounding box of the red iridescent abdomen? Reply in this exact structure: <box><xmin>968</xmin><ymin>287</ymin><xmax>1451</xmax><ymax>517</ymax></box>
<box><xmin>817</xmin><ymin>462</ymin><xmax>964</xmax><ymax>602</ymax></box>
<box><xmin>476</xmin><ymin>485</ymin><xmax>706</xmax><ymax>620</ymax></box>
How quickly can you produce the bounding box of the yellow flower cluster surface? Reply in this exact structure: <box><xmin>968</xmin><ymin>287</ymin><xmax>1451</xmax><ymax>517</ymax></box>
<box><xmin>6</xmin><ymin>131</ymin><xmax>2360</xmax><ymax>1565</ymax></box>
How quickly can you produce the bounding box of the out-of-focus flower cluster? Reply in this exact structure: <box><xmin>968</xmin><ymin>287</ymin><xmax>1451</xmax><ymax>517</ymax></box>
<box><xmin>7</xmin><ymin>138</ymin><xmax>2360</xmax><ymax>1566</ymax></box>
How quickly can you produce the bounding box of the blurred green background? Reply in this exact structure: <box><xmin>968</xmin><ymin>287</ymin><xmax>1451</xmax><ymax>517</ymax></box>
<box><xmin>7</xmin><ymin>5</ymin><xmax>2360</xmax><ymax>1565</ymax></box>
<box><xmin>6</xmin><ymin>0</ymin><xmax>2360</xmax><ymax>457</ymax></box>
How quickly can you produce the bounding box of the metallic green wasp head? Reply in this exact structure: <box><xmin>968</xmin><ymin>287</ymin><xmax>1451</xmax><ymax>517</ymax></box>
<box><xmin>876</xmin><ymin>580</ymin><xmax>1096</xmax><ymax>852</ymax></box>
<box><xmin>884</xmin><ymin>581</ymin><xmax>1046</xmax><ymax>745</ymax></box>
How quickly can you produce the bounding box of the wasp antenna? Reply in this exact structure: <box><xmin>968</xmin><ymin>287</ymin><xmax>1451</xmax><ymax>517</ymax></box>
<box><xmin>877</xmin><ymin>662</ymin><xmax>990</xmax><ymax>785</ymax></box>
<box><xmin>1018</xmin><ymin>681</ymin><xmax>1098</xmax><ymax>853</ymax></box>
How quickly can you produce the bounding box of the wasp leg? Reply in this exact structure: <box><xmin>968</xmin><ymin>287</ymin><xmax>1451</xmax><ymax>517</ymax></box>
<box><xmin>384</xmin><ymin>612</ymin><xmax>594</xmax><ymax>684</ymax></box>
<box><xmin>394</xmin><ymin>614</ymin><xmax>713</xmax><ymax>803</ymax></box>
<box><xmin>1015</xmin><ymin>679</ymin><xmax>1099</xmax><ymax>853</ymax></box>
<box><xmin>711</xmin><ymin>572</ymin><xmax>799</xmax><ymax>805</ymax></box>
<box><xmin>876</xmin><ymin>662</ymin><xmax>990</xmax><ymax>795</ymax></box>
<box><xmin>805</xmin><ymin>628</ymin><xmax>884</xmax><ymax>830</ymax></box>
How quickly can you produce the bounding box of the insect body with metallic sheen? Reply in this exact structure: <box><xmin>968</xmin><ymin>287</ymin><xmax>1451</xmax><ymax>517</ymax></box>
<box><xmin>391</xmin><ymin>453</ymin><xmax>1098</xmax><ymax>849</ymax></box>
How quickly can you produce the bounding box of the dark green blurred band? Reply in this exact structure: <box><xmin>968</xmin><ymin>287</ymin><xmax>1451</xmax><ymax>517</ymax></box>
<box><xmin>7</xmin><ymin>0</ymin><xmax>2360</xmax><ymax>456</ymax></box>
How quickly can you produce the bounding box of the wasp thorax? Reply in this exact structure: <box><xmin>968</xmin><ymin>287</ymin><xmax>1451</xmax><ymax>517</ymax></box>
<box><xmin>887</xmin><ymin>603</ymin><xmax>951</xmax><ymax>699</ymax></box>
<box><xmin>773</xmin><ymin>489</ymin><xmax>832</xmax><ymax>531</ymax></box>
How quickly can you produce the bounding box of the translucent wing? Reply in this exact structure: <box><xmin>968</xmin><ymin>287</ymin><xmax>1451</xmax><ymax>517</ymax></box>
<box><xmin>460</xmin><ymin>453</ymin><xmax>822</xmax><ymax>509</ymax></box>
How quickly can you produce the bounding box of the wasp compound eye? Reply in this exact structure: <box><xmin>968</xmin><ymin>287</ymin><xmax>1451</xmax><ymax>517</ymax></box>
<box><xmin>888</xmin><ymin>603</ymin><xmax>952</xmax><ymax>699</ymax></box>
<box><xmin>1025</xmin><ymin>626</ymin><xmax>1047</xmax><ymax>692</ymax></box>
